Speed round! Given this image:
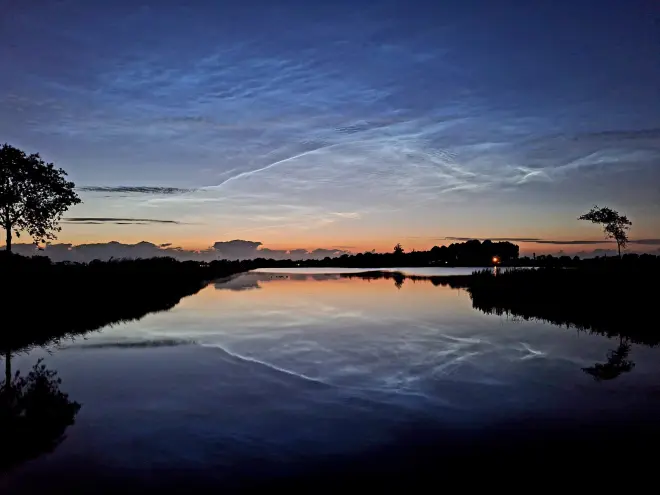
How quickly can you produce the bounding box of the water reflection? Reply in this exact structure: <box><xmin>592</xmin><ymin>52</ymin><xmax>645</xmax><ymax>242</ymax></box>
<box><xmin>0</xmin><ymin>355</ymin><xmax>80</xmax><ymax>471</ymax></box>
<box><xmin>340</xmin><ymin>270</ymin><xmax>647</xmax><ymax>380</ymax></box>
<box><xmin>341</xmin><ymin>270</ymin><xmax>468</xmax><ymax>288</ymax></box>
<box><xmin>3</xmin><ymin>269</ymin><xmax>660</xmax><ymax>489</ymax></box>
<box><xmin>583</xmin><ymin>338</ymin><xmax>635</xmax><ymax>381</ymax></box>
<box><xmin>0</xmin><ymin>277</ymin><xmax>208</xmax><ymax>473</ymax></box>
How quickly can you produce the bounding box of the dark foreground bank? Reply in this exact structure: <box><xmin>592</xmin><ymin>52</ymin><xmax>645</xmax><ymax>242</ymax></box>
<box><xmin>0</xmin><ymin>253</ymin><xmax>292</xmax><ymax>353</ymax></box>
<box><xmin>0</xmin><ymin>253</ymin><xmax>290</xmax><ymax>471</ymax></box>
<box><xmin>466</xmin><ymin>261</ymin><xmax>660</xmax><ymax>345</ymax></box>
<box><xmin>0</xmin><ymin>253</ymin><xmax>259</xmax><ymax>472</ymax></box>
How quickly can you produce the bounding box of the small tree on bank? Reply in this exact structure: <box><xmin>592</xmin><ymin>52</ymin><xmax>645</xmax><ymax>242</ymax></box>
<box><xmin>578</xmin><ymin>205</ymin><xmax>632</xmax><ymax>259</ymax></box>
<box><xmin>0</xmin><ymin>144</ymin><xmax>81</xmax><ymax>252</ymax></box>
<box><xmin>393</xmin><ymin>243</ymin><xmax>404</xmax><ymax>255</ymax></box>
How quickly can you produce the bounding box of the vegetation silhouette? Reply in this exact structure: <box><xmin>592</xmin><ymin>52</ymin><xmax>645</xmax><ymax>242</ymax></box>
<box><xmin>0</xmin><ymin>357</ymin><xmax>81</xmax><ymax>472</ymax></box>
<box><xmin>579</xmin><ymin>205</ymin><xmax>632</xmax><ymax>259</ymax></box>
<box><xmin>260</xmin><ymin>239</ymin><xmax>521</xmax><ymax>268</ymax></box>
<box><xmin>0</xmin><ymin>143</ymin><xmax>81</xmax><ymax>253</ymax></box>
<box><xmin>465</xmin><ymin>258</ymin><xmax>660</xmax><ymax>345</ymax></box>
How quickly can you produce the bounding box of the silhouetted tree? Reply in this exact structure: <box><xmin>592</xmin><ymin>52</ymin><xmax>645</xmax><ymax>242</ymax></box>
<box><xmin>393</xmin><ymin>243</ymin><xmax>404</xmax><ymax>255</ymax></box>
<box><xmin>579</xmin><ymin>205</ymin><xmax>632</xmax><ymax>259</ymax></box>
<box><xmin>0</xmin><ymin>144</ymin><xmax>81</xmax><ymax>252</ymax></box>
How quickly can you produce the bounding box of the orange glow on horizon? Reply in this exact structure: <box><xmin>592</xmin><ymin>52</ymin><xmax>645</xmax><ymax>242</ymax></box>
<box><xmin>34</xmin><ymin>223</ymin><xmax>648</xmax><ymax>256</ymax></box>
<box><xmin>40</xmin><ymin>233</ymin><xmax>621</xmax><ymax>256</ymax></box>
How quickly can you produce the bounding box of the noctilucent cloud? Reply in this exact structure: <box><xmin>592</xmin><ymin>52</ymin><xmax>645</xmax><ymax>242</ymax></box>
<box><xmin>2</xmin><ymin>0</ymin><xmax>659</xmax><ymax>255</ymax></box>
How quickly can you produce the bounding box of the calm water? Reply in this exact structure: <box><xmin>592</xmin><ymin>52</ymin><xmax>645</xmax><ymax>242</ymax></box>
<box><xmin>4</xmin><ymin>269</ymin><xmax>660</xmax><ymax>490</ymax></box>
<box><xmin>253</xmin><ymin>266</ymin><xmax>488</xmax><ymax>275</ymax></box>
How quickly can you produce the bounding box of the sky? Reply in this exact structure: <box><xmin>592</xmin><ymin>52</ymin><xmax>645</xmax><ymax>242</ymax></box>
<box><xmin>1</xmin><ymin>0</ymin><xmax>659</xmax><ymax>257</ymax></box>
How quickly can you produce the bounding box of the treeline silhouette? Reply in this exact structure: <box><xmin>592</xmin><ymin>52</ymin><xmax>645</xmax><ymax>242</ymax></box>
<box><xmin>245</xmin><ymin>242</ymin><xmax>654</xmax><ymax>269</ymax></box>
<box><xmin>297</xmin><ymin>239</ymin><xmax>520</xmax><ymax>267</ymax></box>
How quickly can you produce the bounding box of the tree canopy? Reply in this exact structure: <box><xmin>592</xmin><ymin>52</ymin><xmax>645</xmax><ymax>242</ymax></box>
<box><xmin>578</xmin><ymin>205</ymin><xmax>632</xmax><ymax>258</ymax></box>
<box><xmin>0</xmin><ymin>144</ymin><xmax>81</xmax><ymax>252</ymax></box>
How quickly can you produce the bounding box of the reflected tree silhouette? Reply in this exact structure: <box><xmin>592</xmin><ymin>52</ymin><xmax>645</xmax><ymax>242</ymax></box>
<box><xmin>0</xmin><ymin>355</ymin><xmax>81</xmax><ymax>471</ymax></box>
<box><xmin>341</xmin><ymin>270</ymin><xmax>468</xmax><ymax>289</ymax></box>
<box><xmin>582</xmin><ymin>338</ymin><xmax>635</xmax><ymax>382</ymax></box>
<box><xmin>393</xmin><ymin>272</ymin><xmax>405</xmax><ymax>289</ymax></box>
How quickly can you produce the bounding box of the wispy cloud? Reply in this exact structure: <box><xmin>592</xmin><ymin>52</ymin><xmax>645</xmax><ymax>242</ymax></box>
<box><xmin>2</xmin><ymin>1</ymin><xmax>659</xmax><ymax>243</ymax></box>
<box><xmin>64</xmin><ymin>217</ymin><xmax>180</xmax><ymax>225</ymax></box>
<box><xmin>64</xmin><ymin>339</ymin><xmax>195</xmax><ymax>350</ymax></box>
<box><xmin>632</xmin><ymin>239</ymin><xmax>660</xmax><ymax>246</ymax></box>
<box><xmin>445</xmin><ymin>237</ymin><xmax>660</xmax><ymax>246</ymax></box>
<box><xmin>79</xmin><ymin>186</ymin><xmax>193</xmax><ymax>194</ymax></box>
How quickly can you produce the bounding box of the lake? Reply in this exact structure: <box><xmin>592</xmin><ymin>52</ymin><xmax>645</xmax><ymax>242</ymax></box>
<box><xmin>3</xmin><ymin>268</ymin><xmax>660</xmax><ymax>491</ymax></box>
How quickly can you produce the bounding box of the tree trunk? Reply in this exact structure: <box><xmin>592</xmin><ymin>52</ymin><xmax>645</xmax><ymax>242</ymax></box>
<box><xmin>4</xmin><ymin>225</ymin><xmax>10</xmax><ymax>253</ymax></box>
<box><xmin>617</xmin><ymin>242</ymin><xmax>621</xmax><ymax>259</ymax></box>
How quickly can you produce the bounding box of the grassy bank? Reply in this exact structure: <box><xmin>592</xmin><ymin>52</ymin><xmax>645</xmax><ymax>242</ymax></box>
<box><xmin>1</xmin><ymin>253</ymin><xmax>285</xmax><ymax>353</ymax></box>
<box><xmin>465</xmin><ymin>262</ymin><xmax>660</xmax><ymax>345</ymax></box>
<box><xmin>340</xmin><ymin>262</ymin><xmax>660</xmax><ymax>345</ymax></box>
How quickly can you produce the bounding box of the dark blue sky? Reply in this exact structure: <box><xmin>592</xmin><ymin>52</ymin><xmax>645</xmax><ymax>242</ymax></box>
<box><xmin>1</xmin><ymin>0</ymin><xmax>659</xmax><ymax>253</ymax></box>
